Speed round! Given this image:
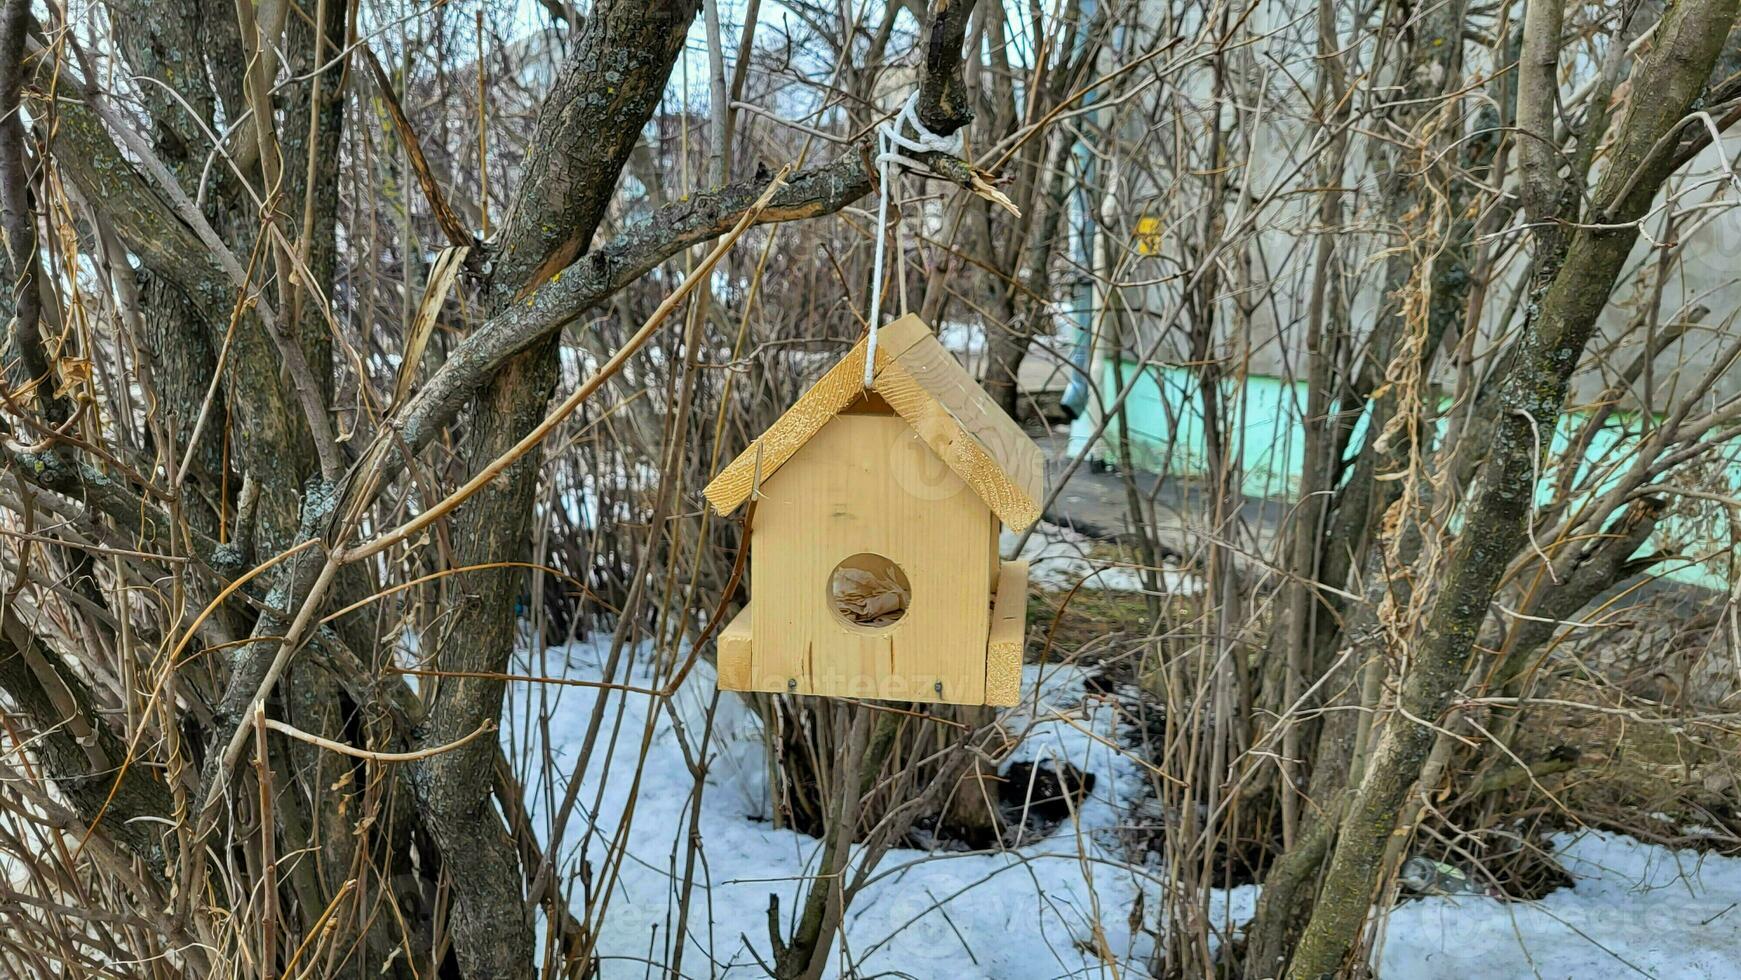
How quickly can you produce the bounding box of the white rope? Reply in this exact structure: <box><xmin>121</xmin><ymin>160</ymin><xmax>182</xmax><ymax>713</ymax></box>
<box><xmin>865</xmin><ymin>93</ymin><xmax>963</xmax><ymax>389</ymax></box>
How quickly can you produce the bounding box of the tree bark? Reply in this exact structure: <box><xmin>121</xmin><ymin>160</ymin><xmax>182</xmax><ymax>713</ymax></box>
<box><xmin>1285</xmin><ymin>3</ymin><xmax>1741</xmax><ymax>974</ymax></box>
<box><xmin>408</xmin><ymin>4</ymin><xmax>702</xmax><ymax>976</ymax></box>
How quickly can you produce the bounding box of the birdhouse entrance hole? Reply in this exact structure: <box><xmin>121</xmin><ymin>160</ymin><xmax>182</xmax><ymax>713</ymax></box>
<box><xmin>828</xmin><ymin>553</ymin><xmax>911</xmax><ymax>630</ymax></box>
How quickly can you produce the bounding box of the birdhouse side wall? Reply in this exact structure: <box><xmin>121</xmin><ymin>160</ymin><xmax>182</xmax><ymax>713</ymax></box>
<box><xmin>747</xmin><ymin>412</ymin><xmax>996</xmax><ymax>703</ymax></box>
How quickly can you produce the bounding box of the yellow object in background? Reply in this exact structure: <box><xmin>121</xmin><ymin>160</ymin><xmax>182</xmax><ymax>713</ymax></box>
<box><xmin>1134</xmin><ymin>214</ymin><xmax>1164</xmax><ymax>255</ymax></box>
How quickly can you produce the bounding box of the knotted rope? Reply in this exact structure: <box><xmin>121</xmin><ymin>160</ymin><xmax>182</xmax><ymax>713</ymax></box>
<box><xmin>865</xmin><ymin>93</ymin><xmax>963</xmax><ymax>388</ymax></box>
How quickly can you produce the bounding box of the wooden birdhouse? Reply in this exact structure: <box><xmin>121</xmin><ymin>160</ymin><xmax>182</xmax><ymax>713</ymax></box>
<box><xmin>703</xmin><ymin>314</ymin><xmax>1044</xmax><ymax>706</ymax></box>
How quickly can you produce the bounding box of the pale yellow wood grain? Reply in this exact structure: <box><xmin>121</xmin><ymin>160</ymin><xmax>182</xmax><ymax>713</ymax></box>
<box><xmin>703</xmin><ymin>315</ymin><xmax>931</xmax><ymax>515</ymax></box>
<box><xmin>715</xmin><ymin>603</ymin><xmax>754</xmax><ymax>691</ymax></box>
<box><xmin>984</xmin><ymin>560</ymin><xmax>1029</xmax><ymax>707</ymax></box>
<box><xmin>702</xmin><ymin>314</ymin><xmax>1044</xmax><ymax>529</ymax></box>
<box><xmin>747</xmin><ymin>413</ymin><xmax>993</xmax><ymax>704</ymax></box>
<box><xmin>704</xmin><ymin>315</ymin><xmax>1040</xmax><ymax>706</ymax></box>
<box><xmin>874</xmin><ymin>355</ymin><xmax>1043</xmax><ymax>531</ymax></box>
<box><xmin>883</xmin><ymin>330</ymin><xmax>1045</xmax><ymax>530</ymax></box>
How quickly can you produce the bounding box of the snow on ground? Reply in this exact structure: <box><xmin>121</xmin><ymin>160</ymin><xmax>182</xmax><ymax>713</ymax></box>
<box><xmin>507</xmin><ymin>639</ymin><xmax>1185</xmax><ymax>977</ymax></box>
<box><xmin>1007</xmin><ymin>523</ymin><xmax>1203</xmax><ymax>596</ymax></box>
<box><xmin>504</xmin><ymin>638</ymin><xmax>1741</xmax><ymax>978</ymax></box>
<box><xmin>1374</xmin><ymin>832</ymin><xmax>1741</xmax><ymax>979</ymax></box>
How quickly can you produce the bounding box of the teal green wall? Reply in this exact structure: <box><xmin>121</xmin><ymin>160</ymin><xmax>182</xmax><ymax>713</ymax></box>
<box><xmin>1069</xmin><ymin>359</ymin><xmax>1741</xmax><ymax>589</ymax></box>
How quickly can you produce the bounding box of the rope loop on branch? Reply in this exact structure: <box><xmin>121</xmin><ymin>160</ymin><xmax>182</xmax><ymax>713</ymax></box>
<box><xmin>865</xmin><ymin>93</ymin><xmax>962</xmax><ymax>389</ymax></box>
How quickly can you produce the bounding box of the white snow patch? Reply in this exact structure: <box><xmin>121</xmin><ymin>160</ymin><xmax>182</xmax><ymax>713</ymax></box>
<box><xmin>504</xmin><ymin>638</ymin><xmax>1741</xmax><ymax>978</ymax></box>
<box><xmin>1372</xmin><ymin>831</ymin><xmax>1741</xmax><ymax>979</ymax></box>
<box><xmin>1007</xmin><ymin>523</ymin><xmax>1203</xmax><ymax>596</ymax></box>
<box><xmin>936</xmin><ymin>318</ymin><xmax>986</xmax><ymax>359</ymax></box>
<box><xmin>506</xmin><ymin>640</ymin><xmax>1169</xmax><ymax>977</ymax></box>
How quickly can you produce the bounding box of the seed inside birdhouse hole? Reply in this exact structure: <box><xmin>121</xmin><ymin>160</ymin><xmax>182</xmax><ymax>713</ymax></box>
<box><xmin>828</xmin><ymin>553</ymin><xmax>910</xmax><ymax>629</ymax></box>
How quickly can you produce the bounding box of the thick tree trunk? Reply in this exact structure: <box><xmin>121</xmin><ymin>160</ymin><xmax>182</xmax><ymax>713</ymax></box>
<box><xmin>1284</xmin><ymin>3</ymin><xmax>1740</xmax><ymax>974</ymax></box>
<box><xmin>408</xmin><ymin>4</ymin><xmax>702</xmax><ymax>975</ymax></box>
<box><xmin>0</xmin><ymin>2</ymin><xmax>1013</xmax><ymax>976</ymax></box>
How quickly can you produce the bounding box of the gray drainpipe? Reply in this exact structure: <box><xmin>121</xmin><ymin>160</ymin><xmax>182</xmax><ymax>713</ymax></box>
<box><xmin>1058</xmin><ymin>0</ymin><xmax>1099</xmax><ymax>422</ymax></box>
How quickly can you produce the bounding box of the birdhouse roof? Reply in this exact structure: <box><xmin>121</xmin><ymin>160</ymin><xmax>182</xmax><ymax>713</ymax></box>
<box><xmin>703</xmin><ymin>314</ymin><xmax>1046</xmax><ymax>530</ymax></box>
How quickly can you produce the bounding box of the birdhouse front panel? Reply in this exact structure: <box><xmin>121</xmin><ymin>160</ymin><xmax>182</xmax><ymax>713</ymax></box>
<box><xmin>705</xmin><ymin>315</ymin><xmax>1042</xmax><ymax>707</ymax></box>
<box><xmin>744</xmin><ymin>409</ymin><xmax>995</xmax><ymax>703</ymax></box>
